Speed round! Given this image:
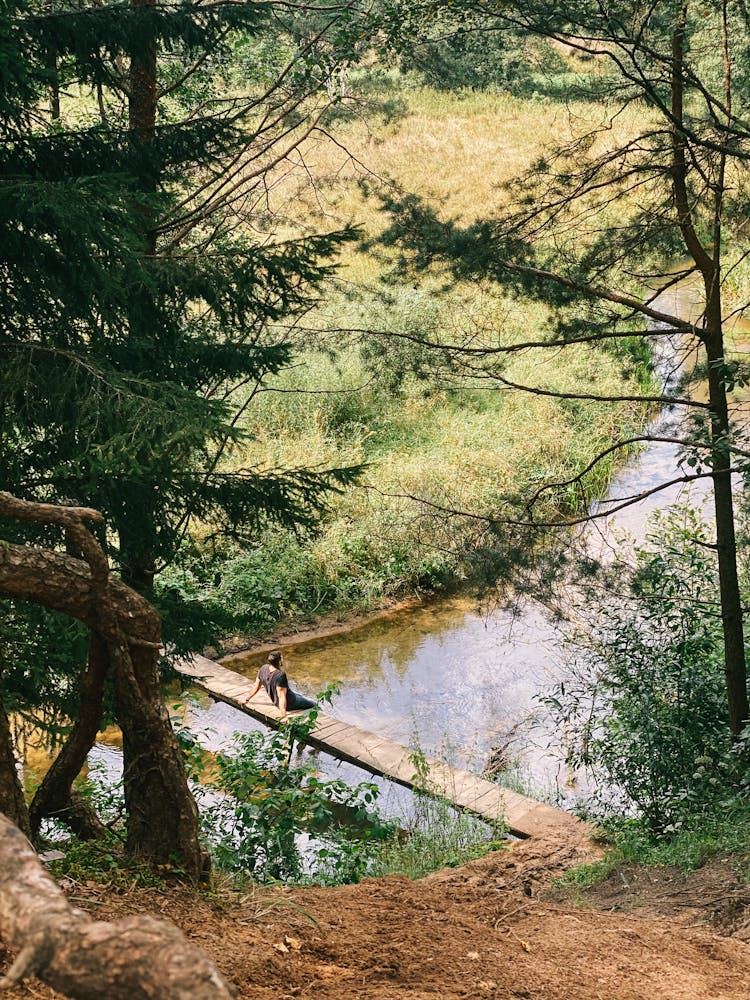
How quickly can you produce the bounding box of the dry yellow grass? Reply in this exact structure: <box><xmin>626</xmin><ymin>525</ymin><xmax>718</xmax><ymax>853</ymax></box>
<box><xmin>267</xmin><ymin>84</ymin><xmax>646</xmax><ymax>263</ymax></box>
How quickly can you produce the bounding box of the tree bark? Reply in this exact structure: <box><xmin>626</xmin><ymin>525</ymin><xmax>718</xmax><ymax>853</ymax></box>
<box><xmin>112</xmin><ymin>640</ymin><xmax>205</xmax><ymax>875</ymax></box>
<box><xmin>117</xmin><ymin>0</ymin><xmax>159</xmax><ymax>598</ymax></box>
<box><xmin>0</xmin><ymin>813</ymin><xmax>232</xmax><ymax>999</ymax></box>
<box><xmin>0</xmin><ymin>696</ymin><xmax>30</xmax><ymax>839</ymax></box>
<box><xmin>704</xmin><ymin>295</ymin><xmax>749</xmax><ymax>734</ymax></box>
<box><xmin>29</xmin><ymin>635</ymin><xmax>109</xmax><ymax>840</ymax></box>
<box><xmin>44</xmin><ymin>0</ymin><xmax>60</xmax><ymax>120</ymax></box>
<box><xmin>0</xmin><ymin>493</ymin><xmax>204</xmax><ymax>878</ymax></box>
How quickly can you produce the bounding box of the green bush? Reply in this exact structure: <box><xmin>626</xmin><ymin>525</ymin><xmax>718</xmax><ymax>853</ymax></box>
<box><xmin>545</xmin><ymin>505</ymin><xmax>750</xmax><ymax>836</ymax></box>
<box><xmin>188</xmin><ymin>693</ymin><xmax>394</xmax><ymax>883</ymax></box>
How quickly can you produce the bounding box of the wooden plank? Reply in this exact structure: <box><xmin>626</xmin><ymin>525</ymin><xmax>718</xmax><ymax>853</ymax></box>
<box><xmin>309</xmin><ymin>721</ymin><xmax>353</xmax><ymax>744</ymax></box>
<box><xmin>310</xmin><ymin>716</ymin><xmax>351</xmax><ymax>737</ymax></box>
<box><xmin>175</xmin><ymin>654</ymin><xmax>590</xmax><ymax>843</ymax></box>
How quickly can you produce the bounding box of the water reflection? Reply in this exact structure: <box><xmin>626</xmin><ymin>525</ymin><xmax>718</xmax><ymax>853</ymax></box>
<box><xmin>188</xmin><ymin>598</ymin><xmax>568</xmax><ymax>797</ymax></box>
<box><xmin>185</xmin><ymin>278</ymin><xmax>747</xmax><ymax>804</ymax></box>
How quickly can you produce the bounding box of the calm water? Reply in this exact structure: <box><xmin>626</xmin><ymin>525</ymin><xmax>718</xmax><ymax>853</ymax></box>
<box><xmin>86</xmin><ymin>280</ymin><xmax>749</xmax><ymax>812</ymax></box>
<box><xmin>180</xmin><ymin>437</ymin><xmax>703</xmax><ymax>804</ymax></box>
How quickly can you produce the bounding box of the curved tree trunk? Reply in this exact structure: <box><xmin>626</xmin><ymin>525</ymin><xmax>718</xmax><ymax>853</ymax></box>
<box><xmin>0</xmin><ymin>813</ymin><xmax>232</xmax><ymax>999</ymax></box>
<box><xmin>111</xmin><ymin>640</ymin><xmax>205</xmax><ymax>875</ymax></box>
<box><xmin>29</xmin><ymin>634</ymin><xmax>109</xmax><ymax>840</ymax></box>
<box><xmin>0</xmin><ymin>492</ymin><xmax>204</xmax><ymax>878</ymax></box>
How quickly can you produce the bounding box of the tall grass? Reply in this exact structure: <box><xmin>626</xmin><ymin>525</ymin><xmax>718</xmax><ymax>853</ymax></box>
<box><xmin>162</xmin><ymin>77</ymin><xmax>656</xmax><ymax>636</ymax></box>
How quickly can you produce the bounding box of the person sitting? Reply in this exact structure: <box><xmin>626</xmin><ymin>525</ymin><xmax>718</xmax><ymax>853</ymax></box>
<box><xmin>240</xmin><ymin>651</ymin><xmax>316</xmax><ymax>714</ymax></box>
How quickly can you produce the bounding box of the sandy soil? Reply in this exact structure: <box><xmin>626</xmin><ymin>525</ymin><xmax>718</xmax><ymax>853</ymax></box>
<box><xmin>3</xmin><ymin>831</ymin><xmax>750</xmax><ymax>1000</ymax></box>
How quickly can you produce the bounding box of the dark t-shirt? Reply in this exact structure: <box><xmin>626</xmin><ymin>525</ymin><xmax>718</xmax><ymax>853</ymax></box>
<box><xmin>258</xmin><ymin>663</ymin><xmax>308</xmax><ymax>710</ymax></box>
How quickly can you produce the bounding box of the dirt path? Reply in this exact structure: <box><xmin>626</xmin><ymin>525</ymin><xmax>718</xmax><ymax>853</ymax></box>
<box><xmin>3</xmin><ymin>832</ymin><xmax>750</xmax><ymax>999</ymax></box>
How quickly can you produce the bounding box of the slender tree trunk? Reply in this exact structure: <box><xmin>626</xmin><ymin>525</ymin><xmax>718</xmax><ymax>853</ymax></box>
<box><xmin>670</xmin><ymin>6</ymin><xmax>748</xmax><ymax>733</ymax></box>
<box><xmin>118</xmin><ymin>0</ymin><xmax>159</xmax><ymax>599</ymax></box>
<box><xmin>704</xmin><ymin>291</ymin><xmax>749</xmax><ymax>734</ymax></box>
<box><xmin>0</xmin><ymin>695</ymin><xmax>30</xmax><ymax>839</ymax></box>
<box><xmin>29</xmin><ymin>634</ymin><xmax>109</xmax><ymax>840</ymax></box>
<box><xmin>44</xmin><ymin>0</ymin><xmax>60</xmax><ymax>120</ymax></box>
<box><xmin>0</xmin><ymin>814</ymin><xmax>232</xmax><ymax>998</ymax></box>
<box><xmin>46</xmin><ymin>49</ymin><xmax>60</xmax><ymax>121</ymax></box>
<box><xmin>115</xmin><ymin>9</ymin><xmax>202</xmax><ymax>865</ymax></box>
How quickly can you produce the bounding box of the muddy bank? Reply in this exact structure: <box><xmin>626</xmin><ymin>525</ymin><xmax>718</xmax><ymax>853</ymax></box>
<box><xmin>213</xmin><ymin>595</ymin><xmax>428</xmax><ymax>665</ymax></box>
<box><xmin>5</xmin><ymin>835</ymin><xmax>750</xmax><ymax>1000</ymax></box>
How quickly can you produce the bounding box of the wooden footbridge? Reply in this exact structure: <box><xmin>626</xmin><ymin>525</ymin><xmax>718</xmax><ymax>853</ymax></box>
<box><xmin>177</xmin><ymin>654</ymin><xmax>588</xmax><ymax>842</ymax></box>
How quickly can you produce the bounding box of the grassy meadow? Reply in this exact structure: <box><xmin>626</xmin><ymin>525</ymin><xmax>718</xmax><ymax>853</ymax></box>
<box><xmin>162</xmin><ymin>77</ymin><xmax>654</xmax><ymax>639</ymax></box>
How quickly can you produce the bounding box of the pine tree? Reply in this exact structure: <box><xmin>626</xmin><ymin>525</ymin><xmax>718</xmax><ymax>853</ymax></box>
<box><xmin>3</xmin><ymin>0</ymin><xmax>364</xmax><ymax>591</ymax></box>
<box><xmin>0</xmin><ymin>0</ymin><xmax>368</xmax><ymax>861</ymax></box>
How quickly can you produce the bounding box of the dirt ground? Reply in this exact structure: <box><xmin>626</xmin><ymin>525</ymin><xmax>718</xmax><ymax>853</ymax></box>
<box><xmin>3</xmin><ymin>829</ymin><xmax>750</xmax><ymax>1000</ymax></box>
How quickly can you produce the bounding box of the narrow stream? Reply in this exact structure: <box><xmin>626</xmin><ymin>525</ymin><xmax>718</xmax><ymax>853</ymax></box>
<box><xmin>180</xmin><ymin>416</ymin><xmax>690</xmax><ymax>804</ymax></box>
<box><xmin>80</xmin><ymin>280</ymin><xmax>749</xmax><ymax>820</ymax></box>
<box><xmin>175</xmin><ymin>281</ymin><xmax>749</xmax><ymax>813</ymax></box>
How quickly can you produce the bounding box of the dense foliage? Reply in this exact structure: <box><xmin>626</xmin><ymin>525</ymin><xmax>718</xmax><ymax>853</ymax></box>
<box><xmin>383</xmin><ymin>7</ymin><xmax>538</xmax><ymax>92</ymax></box>
<box><xmin>0</xmin><ymin>0</ymin><xmax>369</xmax><ymax>738</ymax></box>
<box><xmin>546</xmin><ymin>507</ymin><xmax>750</xmax><ymax>836</ymax></box>
<box><xmin>184</xmin><ymin>695</ymin><xmax>392</xmax><ymax>883</ymax></box>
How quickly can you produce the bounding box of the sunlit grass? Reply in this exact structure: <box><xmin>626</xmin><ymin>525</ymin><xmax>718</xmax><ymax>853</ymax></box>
<box><xmin>171</xmin><ymin>76</ymin><xmax>656</xmax><ymax>627</ymax></box>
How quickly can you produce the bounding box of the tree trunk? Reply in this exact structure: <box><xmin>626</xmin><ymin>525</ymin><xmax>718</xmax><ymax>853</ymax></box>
<box><xmin>0</xmin><ymin>493</ymin><xmax>204</xmax><ymax>878</ymax></box>
<box><xmin>112</xmin><ymin>7</ymin><xmax>204</xmax><ymax>865</ymax></box>
<box><xmin>0</xmin><ymin>813</ymin><xmax>232</xmax><ymax>999</ymax></box>
<box><xmin>111</xmin><ymin>641</ymin><xmax>204</xmax><ymax>877</ymax></box>
<box><xmin>704</xmin><ymin>293</ymin><xmax>749</xmax><ymax>734</ymax></box>
<box><xmin>46</xmin><ymin>49</ymin><xmax>60</xmax><ymax>121</ymax></box>
<box><xmin>670</xmin><ymin>9</ymin><xmax>748</xmax><ymax>733</ymax></box>
<box><xmin>0</xmin><ymin>696</ymin><xmax>30</xmax><ymax>839</ymax></box>
<box><xmin>45</xmin><ymin>0</ymin><xmax>60</xmax><ymax>120</ymax></box>
<box><xmin>29</xmin><ymin>635</ymin><xmax>109</xmax><ymax>840</ymax></box>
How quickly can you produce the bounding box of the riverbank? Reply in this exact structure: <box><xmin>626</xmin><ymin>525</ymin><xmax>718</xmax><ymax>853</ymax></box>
<box><xmin>161</xmin><ymin>79</ymin><xmax>655</xmax><ymax>647</ymax></box>
<box><xmin>213</xmin><ymin>594</ymin><xmax>427</xmax><ymax>663</ymax></box>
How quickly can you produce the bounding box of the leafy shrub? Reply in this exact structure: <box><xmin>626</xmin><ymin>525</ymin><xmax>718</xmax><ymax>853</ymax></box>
<box><xmin>159</xmin><ymin>529</ymin><xmax>333</xmax><ymax>636</ymax></box>
<box><xmin>189</xmin><ymin>693</ymin><xmax>394</xmax><ymax>883</ymax></box>
<box><xmin>544</xmin><ymin>506</ymin><xmax>750</xmax><ymax>835</ymax></box>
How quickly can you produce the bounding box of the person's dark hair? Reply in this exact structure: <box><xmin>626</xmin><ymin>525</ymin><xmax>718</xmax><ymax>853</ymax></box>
<box><xmin>268</xmin><ymin>651</ymin><xmax>282</xmax><ymax>667</ymax></box>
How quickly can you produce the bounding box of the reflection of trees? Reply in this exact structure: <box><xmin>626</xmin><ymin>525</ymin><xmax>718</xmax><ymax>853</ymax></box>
<box><xmin>278</xmin><ymin>601</ymin><xmax>474</xmax><ymax>690</ymax></box>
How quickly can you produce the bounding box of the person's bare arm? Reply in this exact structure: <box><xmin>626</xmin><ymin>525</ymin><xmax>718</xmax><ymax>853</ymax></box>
<box><xmin>277</xmin><ymin>685</ymin><xmax>288</xmax><ymax>715</ymax></box>
<box><xmin>240</xmin><ymin>677</ymin><xmax>262</xmax><ymax>704</ymax></box>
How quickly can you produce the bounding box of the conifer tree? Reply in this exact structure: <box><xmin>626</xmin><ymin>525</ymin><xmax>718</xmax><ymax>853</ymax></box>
<box><xmin>0</xmin><ymin>0</ymin><xmax>369</xmax><ymax>859</ymax></box>
<box><xmin>3</xmin><ymin>0</ymin><xmax>365</xmax><ymax>591</ymax></box>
